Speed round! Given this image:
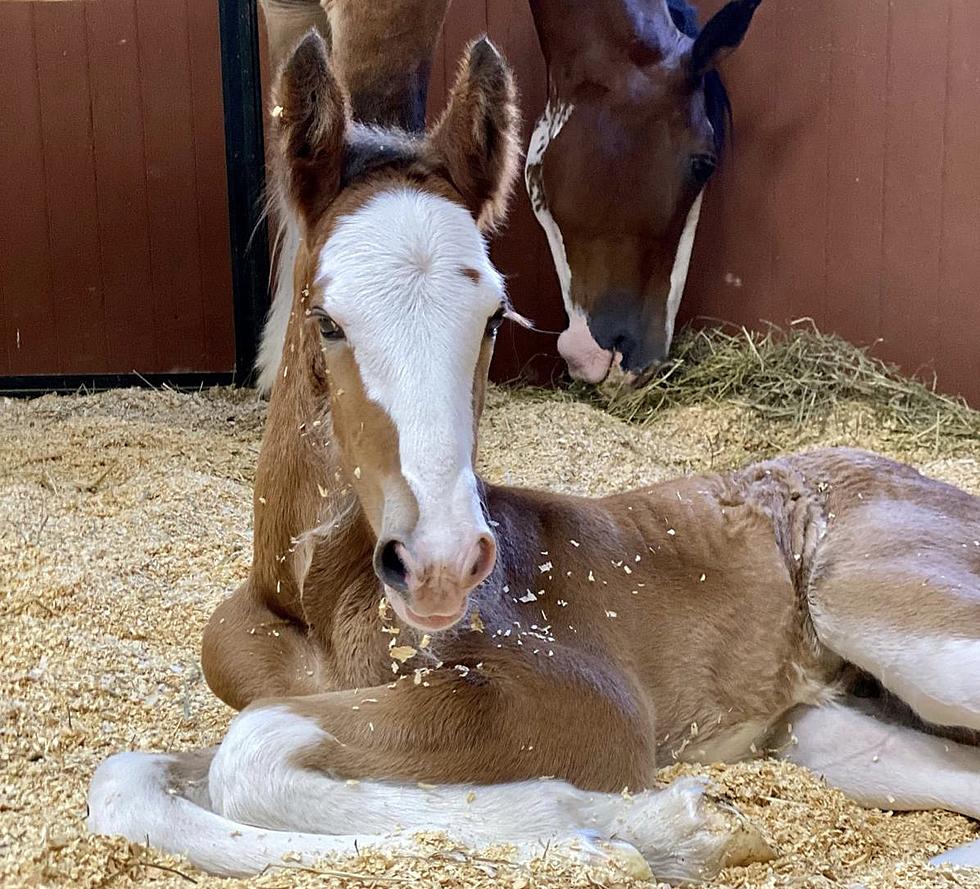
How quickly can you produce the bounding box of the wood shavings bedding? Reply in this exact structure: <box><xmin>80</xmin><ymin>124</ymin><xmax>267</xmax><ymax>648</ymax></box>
<box><xmin>1</xmin><ymin>386</ymin><xmax>977</xmax><ymax>888</ymax></box>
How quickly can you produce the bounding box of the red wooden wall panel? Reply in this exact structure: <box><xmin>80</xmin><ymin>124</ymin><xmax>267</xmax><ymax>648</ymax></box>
<box><xmin>0</xmin><ymin>4</ymin><xmax>59</xmax><ymax>376</ymax></box>
<box><xmin>0</xmin><ymin>0</ymin><xmax>234</xmax><ymax>377</ymax></box>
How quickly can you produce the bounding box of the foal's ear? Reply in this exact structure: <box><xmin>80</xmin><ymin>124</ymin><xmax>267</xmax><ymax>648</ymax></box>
<box><xmin>272</xmin><ymin>30</ymin><xmax>349</xmax><ymax>229</ymax></box>
<box><xmin>428</xmin><ymin>38</ymin><xmax>520</xmax><ymax>232</ymax></box>
<box><xmin>690</xmin><ymin>0</ymin><xmax>762</xmax><ymax>76</ymax></box>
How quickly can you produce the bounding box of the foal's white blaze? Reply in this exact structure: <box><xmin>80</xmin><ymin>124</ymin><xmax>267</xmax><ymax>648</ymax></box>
<box><xmin>317</xmin><ymin>188</ymin><xmax>503</xmax><ymax>561</ymax></box>
<box><xmin>664</xmin><ymin>191</ymin><xmax>703</xmax><ymax>351</ymax></box>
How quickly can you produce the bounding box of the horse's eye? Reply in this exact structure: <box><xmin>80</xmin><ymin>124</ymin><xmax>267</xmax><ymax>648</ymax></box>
<box><xmin>485</xmin><ymin>307</ymin><xmax>505</xmax><ymax>337</ymax></box>
<box><xmin>318</xmin><ymin>314</ymin><xmax>345</xmax><ymax>341</ymax></box>
<box><xmin>690</xmin><ymin>153</ymin><xmax>717</xmax><ymax>185</ymax></box>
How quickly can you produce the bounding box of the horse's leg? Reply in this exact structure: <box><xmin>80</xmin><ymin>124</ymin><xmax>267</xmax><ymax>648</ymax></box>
<box><xmin>808</xmin><ymin>483</ymin><xmax>980</xmax><ymax>731</ymax></box>
<box><xmin>199</xmin><ymin>676</ymin><xmax>772</xmax><ymax>883</ymax></box>
<box><xmin>773</xmin><ymin>702</ymin><xmax>980</xmax><ymax>867</ymax></box>
<box><xmin>261</xmin><ymin>0</ymin><xmax>329</xmax><ymax>72</ymax></box>
<box><xmin>201</xmin><ymin>583</ymin><xmax>325</xmax><ymax>710</ymax></box>
<box><xmin>89</xmin><ymin>747</ymin><xmax>656</xmax><ymax>880</ymax></box>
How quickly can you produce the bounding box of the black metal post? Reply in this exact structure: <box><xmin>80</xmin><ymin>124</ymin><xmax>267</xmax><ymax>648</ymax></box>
<box><xmin>218</xmin><ymin>0</ymin><xmax>270</xmax><ymax>386</ymax></box>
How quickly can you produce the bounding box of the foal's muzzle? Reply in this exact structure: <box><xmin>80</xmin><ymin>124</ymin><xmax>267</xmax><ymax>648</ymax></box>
<box><xmin>374</xmin><ymin>533</ymin><xmax>497</xmax><ymax>631</ymax></box>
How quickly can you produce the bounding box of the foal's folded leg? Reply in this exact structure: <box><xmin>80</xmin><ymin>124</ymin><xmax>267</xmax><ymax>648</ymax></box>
<box><xmin>206</xmin><ymin>674</ymin><xmax>773</xmax><ymax>884</ymax></box>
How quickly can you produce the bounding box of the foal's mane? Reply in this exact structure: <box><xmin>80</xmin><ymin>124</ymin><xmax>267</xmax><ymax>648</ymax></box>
<box><xmin>667</xmin><ymin>0</ymin><xmax>733</xmax><ymax>156</ymax></box>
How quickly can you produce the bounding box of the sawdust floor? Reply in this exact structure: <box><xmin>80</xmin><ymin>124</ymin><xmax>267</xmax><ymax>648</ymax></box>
<box><xmin>1</xmin><ymin>386</ymin><xmax>978</xmax><ymax>889</ymax></box>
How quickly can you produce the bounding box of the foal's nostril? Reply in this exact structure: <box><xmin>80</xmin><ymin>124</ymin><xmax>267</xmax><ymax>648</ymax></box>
<box><xmin>468</xmin><ymin>534</ymin><xmax>497</xmax><ymax>583</ymax></box>
<box><xmin>375</xmin><ymin>539</ymin><xmax>410</xmax><ymax>591</ymax></box>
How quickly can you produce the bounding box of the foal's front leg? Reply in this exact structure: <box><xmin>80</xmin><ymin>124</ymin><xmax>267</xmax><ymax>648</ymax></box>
<box><xmin>207</xmin><ymin>661</ymin><xmax>772</xmax><ymax>883</ymax></box>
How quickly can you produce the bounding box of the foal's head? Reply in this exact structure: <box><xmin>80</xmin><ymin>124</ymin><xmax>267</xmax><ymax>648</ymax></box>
<box><xmin>532</xmin><ymin>0</ymin><xmax>762</xmax><ymax>382</ymax></box>
<box><xmin>273</xmin><ymin>33</ymin><xmax>519</xmax><ymax>632</ymax></box>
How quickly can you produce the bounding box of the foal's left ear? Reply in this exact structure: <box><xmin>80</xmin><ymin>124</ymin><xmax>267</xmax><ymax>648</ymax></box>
<box><xmin>427</xmin><ymin>38</ymin><xmax>520</xmax><ymax>232</ymax></box>
<box><xmin>690</xmin><ymin>0</ymin><xmax>763</xmax><ymax>76</ymax></box>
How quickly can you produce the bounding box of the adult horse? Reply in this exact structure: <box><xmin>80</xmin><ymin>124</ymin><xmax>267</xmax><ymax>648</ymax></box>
<box><xmin>526</xmin><ymin>0</ymin><xmax>763</xmax><ymax>382</ymax></box>
<box><xmin>89</xmin><ymin>32</ymin><xmax>980</xmax><ymax>882</ymax></box>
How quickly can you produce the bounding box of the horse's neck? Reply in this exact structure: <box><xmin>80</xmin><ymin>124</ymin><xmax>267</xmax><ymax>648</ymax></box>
<box><xmin>529</xmin><ymin>0</ymin><xmax>679</xmax><ymax>93</ymax></box>
<box><xmin>251</xmin><ymin>321</ymin><xmax>370</xmax><ymax>623</ymax></box>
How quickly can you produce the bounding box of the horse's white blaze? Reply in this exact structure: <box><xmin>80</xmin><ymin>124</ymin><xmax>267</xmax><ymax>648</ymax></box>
<box><xmin>664</xmin><ymin>191</ymin><xmax>703</xmax><ymax>351</ymax></box>
<box><xmin>526</xmin><ymin>100</ymin><xmax>574</xmax><ymax>314</ymax></box>
<box><xmin>316</xmin><ymin>188</ymin><xmax>503</xmax><ymax>557</ymax></box>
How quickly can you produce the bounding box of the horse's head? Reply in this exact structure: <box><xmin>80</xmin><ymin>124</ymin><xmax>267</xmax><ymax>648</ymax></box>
<box><xmin>272</xmin><ymin>32</ymin><xmax>520</xmax><ymax>632</ymax></box>
<box><xmin>531</xmin><ymin>0</ymin><xmax>762</xmax><ymax>382</ymax></box>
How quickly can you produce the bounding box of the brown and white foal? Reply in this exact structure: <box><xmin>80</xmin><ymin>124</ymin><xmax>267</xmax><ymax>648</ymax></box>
<box><xmin>89</xmin><ymin>34</ymin><xmax>980</xmax><ymax>882</ymax></box>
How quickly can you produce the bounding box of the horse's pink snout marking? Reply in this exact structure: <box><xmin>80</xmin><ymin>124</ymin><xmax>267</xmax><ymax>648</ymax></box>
<box><xmin>379</xmin><ymin>533</ymin><xmax>497</xmax><ymax>631</ymax></box>
<box><xmin>558</xmin><ymin>313</ymin><xmax>614</xmax><ymax>383</ymax></box>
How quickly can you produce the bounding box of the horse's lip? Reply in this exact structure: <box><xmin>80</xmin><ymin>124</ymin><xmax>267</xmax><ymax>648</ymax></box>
<box><xmin>403</xmin><ymin>605</ymin><xmax>466</xmax><ymax>631</ymax></box>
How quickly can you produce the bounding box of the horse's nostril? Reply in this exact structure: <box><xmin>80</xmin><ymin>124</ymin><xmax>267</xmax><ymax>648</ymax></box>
<box><xmin>469</xmin><ymin>534</ymin><xmax>497</xmax><ymax>582</ymax></box>
<box><xmin>376</xmin><ymin>539</ymin><xmax>409</xmax><ymax>591</ymax></box>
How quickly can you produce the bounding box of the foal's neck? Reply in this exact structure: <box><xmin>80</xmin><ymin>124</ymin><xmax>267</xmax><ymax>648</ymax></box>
<box><xmin>251</xmin><ymin>319</ymin><xmax>368</xmax><ymax>622</ymax></box>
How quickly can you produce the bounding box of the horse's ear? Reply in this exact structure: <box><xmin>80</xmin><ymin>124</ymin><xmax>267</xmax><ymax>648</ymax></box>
<box><xmin>272</xmin><ymin>30</ymin><xmax>349</xmax><ymax>229</ymax></box>
<box><xmin>427</xmin><ymin>37</ymin><xmax>520</xmax><ymax>232</ymax></box>
<box><xmin>690</xmin><ymin>0</ymin><xmax>762</xmax><ymax>76</ymax></box>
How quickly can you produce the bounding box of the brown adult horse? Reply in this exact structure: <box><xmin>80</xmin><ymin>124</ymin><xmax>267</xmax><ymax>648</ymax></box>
<box><xmin>89</xmin><ymin>31</ymin><xmax>980</xmax><ymax>882</ymax></box>
<box><xmin>526</xmin><ymin>0</ymin><xmax>763</xmax><ymax>382</ymax></box>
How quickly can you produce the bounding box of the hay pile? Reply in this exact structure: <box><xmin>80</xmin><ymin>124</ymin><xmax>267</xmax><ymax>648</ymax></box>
<box><xmin>2</xmin><ymin>338</ymin><xmax>979</xmax><ymax>887</ymax></box>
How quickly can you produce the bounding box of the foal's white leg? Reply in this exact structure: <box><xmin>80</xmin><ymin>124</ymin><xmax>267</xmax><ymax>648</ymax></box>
<box><xmin>777</xmin><ymin>704</ymin><xmax>980</xmax><ymax>867</ymax></box>
<box><xmin>208</xmin><ymin>705</ymin><xmax>771</xmax><ymax>884</ymax></box>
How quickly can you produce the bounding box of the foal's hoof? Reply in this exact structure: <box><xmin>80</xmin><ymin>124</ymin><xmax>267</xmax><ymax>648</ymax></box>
<box><xmin>627</xmin><ymin>776</ymin><xmax>774</xmax><ymax>884</ymax></box>
<box><xmin>572</xmin><ymin>832</ymin><xmax>653</xmax><ymax>882</ymax></box>
<box><xmin>703</xmin><ymin>791</ymin><xmax>775</xmax><ymax>870</ymax></box>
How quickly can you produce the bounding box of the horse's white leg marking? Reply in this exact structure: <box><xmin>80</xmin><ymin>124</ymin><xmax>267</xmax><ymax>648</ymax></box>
<box><xmin>200</xmin><ymin>704</ymin><xmax>768</xmax><ymax>883</ymax></box>
<box><xmin>778</xmin><ymin>703</ymin><xmax>980</xmax><ymax>822</ymax></box>
<box><xmin>664</xmin><ymin>191</ymin><xmax>703</xmax><ymax>351</ymax></box>
<box><xmin>811</xmin><ymin>618</ymin><xmax>980</xmax><ymax>731</ymax></box>
<box><xmin>931</xmin><ymin>839</ymin><xmax>980</xmax><ymax>869</ymax></box>
<box><xmin>256</xmin><ymin>213</ymin><xmax>301</xmax><ymax>394</ymax></box>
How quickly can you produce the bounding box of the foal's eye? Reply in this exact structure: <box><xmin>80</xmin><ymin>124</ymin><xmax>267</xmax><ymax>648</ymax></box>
<box><xmin>318</xmin><ymin>314</ymin><xmax>345</xmax><ymax>341</ymax></box>
<box><xmin>690</xmin><ymin>153</ymin><xmax>717</xmax><ymax>186</ymax></box>
<box><xmin>485</xmin><ymin>307</ymin><xmax>505</xmax><ymax>337</ymax></box>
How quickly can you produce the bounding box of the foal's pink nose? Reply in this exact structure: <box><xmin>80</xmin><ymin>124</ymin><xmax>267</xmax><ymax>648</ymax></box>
<box><xmin>375</xmin><ymin>533</ymin><xmax>497</xmax><ymax>630</ymax></box>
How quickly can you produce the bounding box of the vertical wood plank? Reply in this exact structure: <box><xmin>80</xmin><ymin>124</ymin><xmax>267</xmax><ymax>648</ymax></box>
<box><xmin>136</xmin><ymin>0</ymin><xmax>208</xmax><ymax>372</ymax></box>
<box><xmin>0</xmin><ymin>4</ymin><xmax>56</xmax><ymax>375</ymax></box>
<box><xmin>186</xmin><ymin>0</ymin><xmax>236</xmax><ymax>371</ymax></box>
<box><xmin>878</xmin><ymin>1</ymin><xmax>948</xmax><ymax>380</ymax></box>
<box><xmin>937</xmin><ymin>0</ymin><xmax>980</xmax><ymax>406</ymax></box>
<box><xmin>763</xmin><ymin>0</ymin><xmax>832</xmax><ymax>328</ymax></box>
<box><xmin>34</xmin><ymin>0</ymin><xmax>108</xmax><ymax>373</ymax></box>
<box><xmin>85</xmin><ymin>0</ymin><xmax>158</xmax><ymax>372</ymax></box>
<box><xmin>822</xmin><ymin>0</ymin><xmax>888</xmax><ymax>346</ymax></box>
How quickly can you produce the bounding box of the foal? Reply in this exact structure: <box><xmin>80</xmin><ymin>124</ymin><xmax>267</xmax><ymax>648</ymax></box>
<box><xmin>89</xmin><ymin>33</ymin><xmax>980</xmax><ymax>882</ymax></box>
